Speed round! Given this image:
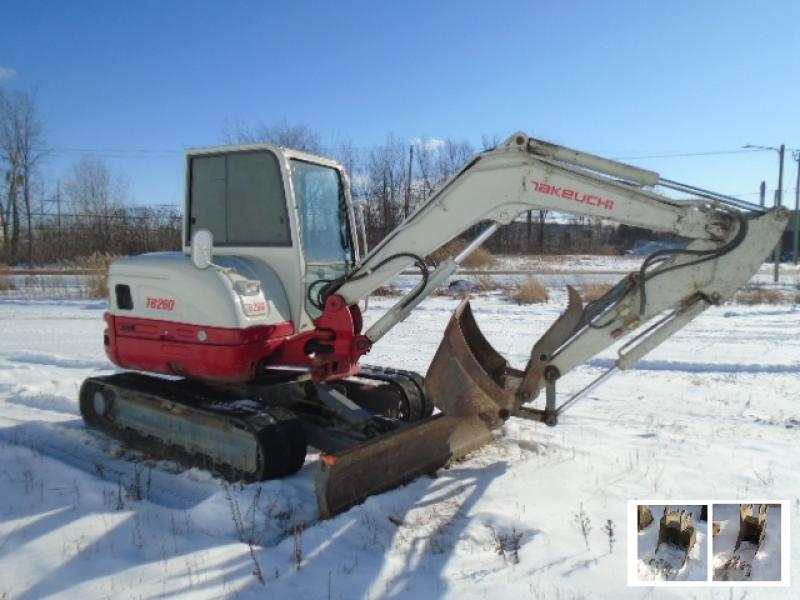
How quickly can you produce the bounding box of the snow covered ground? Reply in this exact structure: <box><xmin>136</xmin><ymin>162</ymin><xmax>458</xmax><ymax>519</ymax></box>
<box><xmin>0</xmin><ymin>291</ymin><xmax>798</xmax><ymax>598</ymax></box>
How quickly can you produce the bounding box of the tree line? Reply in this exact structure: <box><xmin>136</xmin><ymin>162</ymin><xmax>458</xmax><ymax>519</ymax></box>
<box><xmin>0</xmin><ymin>89</ymin><xmax>660</xmax><ymax>267</ymax></box>
<box><xmin>0</xmin><ymin>88</ymin><xmax>181</xmax><ymax>265</ymax></box>
<box><xmin>225</xmin><ymin>121</ymin><xmax>668</xmax><ymax>255</ymax></box>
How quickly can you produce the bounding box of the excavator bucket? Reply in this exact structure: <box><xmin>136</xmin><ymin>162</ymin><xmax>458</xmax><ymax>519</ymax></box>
<box><xmin>425</xmin><ymin>290</ymin><xmax>584</xmax><ymax>422</ymax></box>
<box><xmin>425</xmin><ymin>300</ymin><xmax>519</xmax><ymax>424</ymax></box>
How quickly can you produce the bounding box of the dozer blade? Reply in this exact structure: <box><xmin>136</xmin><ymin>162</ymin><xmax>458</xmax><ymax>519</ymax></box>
<box><xmin>316</xmin><ymin>301</ymin><xmax>519</xmax><ymax>518</ymax></box>
<box><xmin>316</xmin><ymin>414</ymin><xmax>492</xmax><ymax>518</ymax></box>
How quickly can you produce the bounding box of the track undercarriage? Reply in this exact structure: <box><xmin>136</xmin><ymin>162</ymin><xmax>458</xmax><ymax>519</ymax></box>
<box><xmin>80</xmin><ymin>366</ymin><xmax>448</xmax><ymax>516</ymax></box>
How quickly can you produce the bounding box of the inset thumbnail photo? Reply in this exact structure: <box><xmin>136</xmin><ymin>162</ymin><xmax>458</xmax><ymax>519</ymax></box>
<box><xmin>636</xmin><ymin>504</ymin><xmax>708</xmax><ymax>582</ymax></box>
<box><xmin>712</xmin><ymin>503</ymin><xmax>781</xmax><ymax>582</ymax></box>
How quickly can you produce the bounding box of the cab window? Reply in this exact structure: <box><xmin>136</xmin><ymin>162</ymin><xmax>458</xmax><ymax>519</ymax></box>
<box><xmin>188</xmin><ymin>150</ymin><xmax>291</xmax><ymax>246</ymax></box>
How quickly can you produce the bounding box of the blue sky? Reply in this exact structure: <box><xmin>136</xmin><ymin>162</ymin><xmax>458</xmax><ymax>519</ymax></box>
<box><xmin>2</xmin><ymin>0</ymin><xmax>799</xmax><ymax>208</ymax></box>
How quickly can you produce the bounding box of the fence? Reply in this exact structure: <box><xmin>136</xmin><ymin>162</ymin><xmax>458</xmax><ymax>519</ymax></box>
<box><xmin>1</xmin><ymin>207</ymin><xmax>182</xmax><ymax>265</ymax></box>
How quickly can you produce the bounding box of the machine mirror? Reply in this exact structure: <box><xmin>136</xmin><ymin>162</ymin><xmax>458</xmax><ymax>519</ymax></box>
<box><xmin>191</xmin><ymin>229</ymin><xmax>214</xmax><ymax>270</ymax></box>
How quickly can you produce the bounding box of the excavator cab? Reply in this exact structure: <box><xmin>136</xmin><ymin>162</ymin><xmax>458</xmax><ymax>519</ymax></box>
<box><xmin>185</xmin><ymin>145</ymin><xmax>360</xmax><ymax>325</ymax></box>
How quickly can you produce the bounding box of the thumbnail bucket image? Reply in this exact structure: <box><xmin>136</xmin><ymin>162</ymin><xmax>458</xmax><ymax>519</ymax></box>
<box><xmin>636</xmin><ymin>504</ymin><xmax>707</xmax><ymax>582</ymax></box>
<box><xmin>712</xmin><ymin>503</ymin><xmax>781</xmax><ymax>582</ymax></box>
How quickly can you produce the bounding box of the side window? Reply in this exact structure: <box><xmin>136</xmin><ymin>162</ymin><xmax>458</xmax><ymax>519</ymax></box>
<box><xmin>291</xmin><ymin>160</ymin><xmax>352</xmax><ymax>263</ymax></box>
<box><xmin>189</xmin><ymin>150</ymin><xmax>291</xmax><ymax>246</ymax></box>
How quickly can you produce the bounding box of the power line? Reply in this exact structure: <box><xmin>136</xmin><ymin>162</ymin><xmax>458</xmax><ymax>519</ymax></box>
<box><xmin>610</xmin><ymin>148</ymin><xmax>772</xmax><ymax>160</ymax></box>
<box><xmin>51</xmin><ymin>147</ymin><xmax>182</xmax><ymax>155</ymax></box>
<box><xmin>43</xmin><ymin>145</ymin><xmax>794</xmax><ymax>161</ymax></box>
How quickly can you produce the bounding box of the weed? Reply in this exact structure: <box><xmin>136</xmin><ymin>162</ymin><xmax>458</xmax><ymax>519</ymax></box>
<box><xmin>116</xmin><ymin>477</ymin><xmax>125</xmax><ymax>510</ymax></box>
<box><xmin>734</xmin><ymin>285</ymin><xmax>789</xmax><ymax>305</ymax></box>
<box><xmin>573</xmin><ymin>503</ymin><xmax>592</xmax><ymax>551</ymax></box>
<box><xmin>371</xmin><ymin>286</ymin><xmax>402</xmax><ymax>296</ymax></box>
<box><xmin>23</xmin><ymin>469</ymin><xmax>33</xmax><ymax>493</ymax></box>
<box><xmin>127</xmin><ymin>464</ymin><xmax>144</xmax><ymax>501</ymax></box>
<box><xmin>0</xmin><ymin>265</ymin><xmax>16</xmax><ymax>291</ymax></box>
<box><xmin>508</xmin><ymin>276</ymin><xmax>549</xmax><ymax>304</ymax></box>
<box><xmin>491</xmin><ymin>526</ymin><xmax>523</xmax><ymax>564</ymax></box>
<box><xmin>359</xmin><ymin>510</ymin><xmax>382</xmax><ymax>550</ymax></box>
<box><xmin>603</xmin><ymin>519</ymin><xmax>615</xmax><ymax>553</ymax></box>
<box><xmin>224</xmin><ymin>483</ymin><xmax>266</xmax><ymax>585</ymax></box>
<box><xmin>131</xmin><ymin>514</ymin><xmax>144</xmax><ymax>548</ymax></box>
<box><xmin>85</xmin><ymin>271</ymin><xmax>109</xmax><ymax>298</ymax></box>
<box><xmin>292</xmin><ymin>521</ymin><xmax>305</xmax><ymax>570</ymax></box>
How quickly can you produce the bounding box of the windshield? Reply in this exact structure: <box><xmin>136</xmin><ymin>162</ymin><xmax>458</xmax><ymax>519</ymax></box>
<box><xmin>291</xmin><ymin>160</ymin><xmax>353</xmax><ymax>264</ymax></box>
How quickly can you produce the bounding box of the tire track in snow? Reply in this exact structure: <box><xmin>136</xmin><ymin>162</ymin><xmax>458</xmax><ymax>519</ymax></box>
<box><xmin>587</xmin><ymin>357</ymin><xmax>800</xmax><ymax>375</ymax></box>
<box><xmin>1</xmin><ymin>389</ymin><xmax>80</xmax><ymax>417</ymax></box>
<box><xmin>0</xmin><ymin>418</ymin><xmax>223</xmax><ymax>510</ymax></box>
<box><xmin>3</xmin><ymin>352</ymin><xmax>111</xmax><ymax>371</ymax></box>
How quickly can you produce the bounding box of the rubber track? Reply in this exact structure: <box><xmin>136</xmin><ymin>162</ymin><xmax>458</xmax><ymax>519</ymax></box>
<box><xmin>80</xmin><ymin>374</ymin><xmax>307</xmax><ymax>482</ymax></box>
<box><xmin>357</xmin><ymin>365</ymin><xmax>433</xmax><ymax>421</ymax></box>
<box><xmin>79</xmin><ymin>367</ymin><xmax>429</xmax><ymax>484</ymax></box>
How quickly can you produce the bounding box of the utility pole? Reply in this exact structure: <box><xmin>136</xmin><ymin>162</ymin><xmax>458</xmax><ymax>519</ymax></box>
<box><xmin>774</xmin><ymin>144</ymin><xmax>785</xmax><ymax>282</ymax></box>
<box><xmin>793</xmin><ymin>151</ymin><xmax>800</xmax><ymax>263</ymax></box>
<box><xmin>404</xmin><ymin>145</ymin><xmax>414</xmax><ymax>218</ymax></box>
<box><xmin>56</xmin><ymin>181</ymin><xmax>62</xmax><ymax>234</ymax></box>
<box><xmin>744</xmin><ymin>143</ymin><xmax>786</xmax><ymax>281</ymax></box>
<box><xmin>759</xmin><ymin>180</ymin><xmax>766</xmax><ymax>207</ymax></box>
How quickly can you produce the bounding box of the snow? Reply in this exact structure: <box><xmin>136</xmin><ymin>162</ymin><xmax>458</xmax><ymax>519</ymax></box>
<box><xmin>0</xmin><ymin>292</ymin><xmax>798</xmax><ymax>598</ymax></box>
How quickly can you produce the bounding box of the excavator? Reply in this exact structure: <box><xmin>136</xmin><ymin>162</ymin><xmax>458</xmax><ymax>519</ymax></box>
<box><xmin>79</xmin><ymin>132</ymin><xmax>789</xmax><ymax>518</ymax></box>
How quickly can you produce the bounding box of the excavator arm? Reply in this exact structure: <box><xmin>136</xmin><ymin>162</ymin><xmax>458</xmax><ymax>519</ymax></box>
<box><xmin>315</xmin><ymin>133</ymin><xmax>788</xmax><ymax>516</ymax></box>
<box><xmin>319</xmin><ymin>132</ymin><xmax>787</xmax><ymax>395</ymax></box>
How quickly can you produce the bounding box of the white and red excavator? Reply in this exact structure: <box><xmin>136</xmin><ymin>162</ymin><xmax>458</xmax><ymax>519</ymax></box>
<box><xmin>79</xmin><ymin>132</ymin><xmax>789</xmax><ymax>517</ymax></box>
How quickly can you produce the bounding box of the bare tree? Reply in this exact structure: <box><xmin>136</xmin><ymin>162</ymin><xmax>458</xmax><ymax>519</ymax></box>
<box><xmin>436</xmin><ymin>139</ymin><xmax>474</xmax><ymax>182</ymax></box>
<box><xmin>413</xmin><ymin>138</ymin><xmax>437</xmax><ymax>202</ymax></box>
<box><xmin>480</xmin><ymin>132</ymin><xmax>502</xmax><ymax>151</ymax></box>
<box><xmin>0</xmin><ymin>88</ymin><xmax>47</xmax><ymax>264</ymax></box>
<box><xmin>223</xmin><ymin>120</ymin><xmax>322</xmax><ymax>154</ymax></box>
<box><xmin>365</xmin><ymin>134</ymin><xmax>406</xmax><ymax>241</ymax></box>
<box><xmin>64</xmin><ymin>157</ymin><xmax>130</xmax><ymax>250</ymax></box>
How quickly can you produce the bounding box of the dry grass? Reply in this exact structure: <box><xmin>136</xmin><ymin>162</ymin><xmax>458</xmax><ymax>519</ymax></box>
<box><xmin>60</xmin><ymin>252</ymin><xmax>121</xmax><ymax>271</ymax></box>
<box><xmin>507</xmin><ymin>276</ymin><xmax>549</xmax><ymax>304</ymax></box>
<box><xmin>592</xmin><ymin>243</ymin><xmax>618</xmax><ymax>256</ymax></box>
<box><xmin>74</xmin><ymin>253</ymin><xmax>119</xmax><ymax>299</ymax></box>
<box><xmin>371</xmin><ymin>286</ymin><xmax>402</xmax><ymax>297</ymax></box>
<box><xmin>86</xmin><ymin>272</ymin><xmax>109</xmax><ymax>298</ymax></box>
<box><xmin>472</xmin><ymin>275</ymin><xmax>503</xmax><ymax>292</ymax></box>
<box><xmin>733</xmin><ymin>286</ymin><xmax>795</xmax><ymax>305</ymax></box>
<box><xmin>0</xmin><ymin>265</ymin><xmax>16</xmax><ymax>291</ymax></box>
<box><xmin>429</xmin><ymin>238</ymin><xmax>494</xmax><ymax>269</ymax></box>
<box><xmin>579</xmin><ymin>283</ymin><xmax>613</xmax><ymax>303</ymax></box>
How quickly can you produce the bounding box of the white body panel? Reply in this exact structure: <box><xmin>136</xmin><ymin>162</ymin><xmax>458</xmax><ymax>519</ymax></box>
<box><xmin>109</xmin><ymin>252</ymin><xmax>289</xmax><ymax>329</ymax></box>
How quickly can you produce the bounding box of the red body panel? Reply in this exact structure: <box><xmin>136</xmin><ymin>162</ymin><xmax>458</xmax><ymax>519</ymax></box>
<box><xmin>105</xmin><ymin>313</ymin><xmax>295</xmax><ymax>382</ymax></box>
<box><xmin>105</xmin><ymin>295</ymin><xmax>372</xmax><ymax>383</ymax></box>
